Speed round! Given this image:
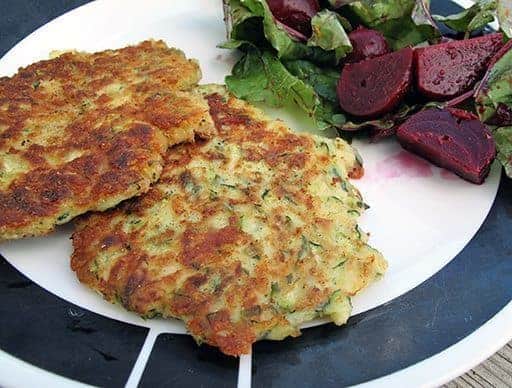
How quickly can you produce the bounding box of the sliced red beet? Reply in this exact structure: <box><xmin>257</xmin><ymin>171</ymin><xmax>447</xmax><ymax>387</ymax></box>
<box><xmin>337</xmin><ymin>47</ymin><xmax>413</xmax><ymax>119</ymax></box>
<box><xmin>267</xmin><ymin>0</ymin><xmax>320</xmax><ymax>37</ymax></box>
<box><xmin>396</xmin><ymin>108</ymin><xmax>496</xmax><ymax>184</ymax></box>
<box><xmin>346</xmin><ymin>27</ymin><xmax>390</xmax><ymax>63</ymax></box>
<box><xmin>415</xmin><ymin>33</ymin><xmax>503</xmax><ymax>100</ymax></box>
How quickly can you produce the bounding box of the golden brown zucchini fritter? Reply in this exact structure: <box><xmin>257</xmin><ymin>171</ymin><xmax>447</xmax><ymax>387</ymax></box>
<box><xmin>71</xmin><ymin>86</ymin><xmax>386</xmax><ymax>356</ymax></box>
<box><xmin>0</xmin><ymin>40</ymin><xmax>214</xmax><ymax>240</ymax></box>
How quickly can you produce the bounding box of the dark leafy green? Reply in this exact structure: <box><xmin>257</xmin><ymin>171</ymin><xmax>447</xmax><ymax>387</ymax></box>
<box><xmin>347</xmin><ymin>0</ymin><xmax>440</xmax><ymax>49</ymax></box>
<box><xmin>309</xmin><ymin>10</ymin><xmax>353</xmax><ymax>62</ymax></box>
<box><xmin>327</xmin><ymin>0</ymin><xmax>356</xmax><ymax>9</ymax></box>
<box><xmin>494</xmin><ymin>126</ymin><xmax>512</xmax><ymax>177</ymax></box>
<box><xmin>340</xmin><ymin>102</ymin><xmax>445</xmax><ymax>141</ymax></box>
<box><xmin>475</xmin><ymin>45</ymin><xmax>512</xmax><ymax>123</ymax></box>
<box><xmin>347</xmin><ymin>0</ymin><xmax>413</xmax><ymax>26</ymax></box>
<box><xmin>225</xmin><ymin>48</ymin><xmax>318</xmax><ymax>111</ymax></box>
<box><xmin>225</xmin><ymin>47</ymin><xmax>347</xmax><ymax>129</ymax></box>
<box><xmin>434</xmin><ymin>0</ymin><xmax>496</xmax><ymax>38</ymax></box>
<box><xmin>285</xmin><ymin>60</ymin><xmax>346</xmax><ymax>129</ymax></box>
<box><xmin>222</xmin><ymin>0</ymin><xmax>352</xmax><ymax>63</ymax></box>
<box><xmin>342</xmin><ymin>104</ymin><xmax>417</xmax><ymax>132</ymax></box>
<box><xmin>475</xmin><ymin>43</ymin><xmax>512</xmax><ymax>177</ymax></box>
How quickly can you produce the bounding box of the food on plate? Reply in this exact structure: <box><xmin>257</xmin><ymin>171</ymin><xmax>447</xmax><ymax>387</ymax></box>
<box><xmin>345</xmin><ymin>27</ymin><xmax>390</xmax><ymax>63</ymax></box>
<box><xmin>267</xmin><ymin>0</ymin><xmax>320</xmax><ymax>37</ymax></box>
<box><xmin>222</xmin><ymin>0</ymin><xmax>512</xmax><ymax>184</ymax></box>
<box><xmin>475</xmin><ymin>39</ymin><xmax>512</xmax><ymax>126</ymax></box>
<box><xmin>475</xmin><ymin>39</ymin><xmax>512</xmax><ymax>178</ymax></box>
<box><xmin>0</xmin><ymin>40</ymin><xmax>214</xmax><ymax>241</ymax></box>
<box><xmin>434</xmin><ymin>0</ymin><xmax>512</xmax><ymax>40</ymax></box>
<box><xmin>337</xmin><ymin>47</ymin><xmax>413</xmax><ymax>118</ymax></box>
<box><xmin>396</xmin><ymin>108</ymin><xmax>496</xmax><ymax>184</ymax></box>
<box><xmin>71</xmin><ymin>85</ymin><xmax>387</xmax><ymax>356</ymax></box>
<box><xmin>415</xmin><ymin>33</ymin><xmax>504</xmax><ymax>100</ymax></box>
<box><xmin>433</xmin><ymin>0</ymin><xmax>498</xmax><ymax>38</ymax></box>
<box><xmin>222</xmin><ymin>0</ymin><xmax>440</xmax><ymax>131</ymax></box>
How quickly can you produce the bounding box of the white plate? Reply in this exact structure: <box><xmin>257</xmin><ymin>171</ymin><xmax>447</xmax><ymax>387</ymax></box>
<box><xmin>0</xmin><ymin>0</ymin><xmax>509</xmax><ymax>387</ymax></box>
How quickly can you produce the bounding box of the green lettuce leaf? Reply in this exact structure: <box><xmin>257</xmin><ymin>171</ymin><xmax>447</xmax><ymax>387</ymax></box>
<box><xmin>341</xmin><ymin>104</ymin><xmax>414</xmax><ymax>131</ymax></box>
<box><xmin>308</xmin><ymin>10</ymin><xmax>353</xmax><ymax>62</ymax></box>
<box><xmin>347</xmin><ymin>0</ymin><xmax>440</xmax><ymax>49</ymax></box>
<box><xmin>475</xmin><ymin>46</ymin><xmax>512</xmax><ymax>124</ymax></box>
<box><xmin>497</xmin><ymin>0</ymin><xmax>512</xmax><ymax>38</ymax></box>
<box><xmin>348</xmin><ymin>0</ymin><xmax>413</xmax><ymax>26</ymax></box>
<box><xmin>475</xmin><ymin>44</ymin><xmax>512</xmax><ymax>178</ymax></box>
<box><xmin>284</xmin><ymin>59</ymin><xmax>346</xmax><ymax>129</ymax></box>
<box><xmin>222</xmin><ymin>0</ymin><xmax>352</xmax><ymax>64</ymax></box>
<box><xmin>284</xmin><ymin>60</ymin><xmax>339</xmax><ymax>103</ymax></box>
<box><xmin>340</xmin><ymin>103</ymin><xmax>424</xmax><ymax>141</ymax></box>
<box><xmin>339</xmin><ymin>100</ymin><xmax>445</xmax><ymax>140</ymax></box>
<box><xmin>494</xmin><ymin>126</ymin><xmax>512</xmax><ymax>177</ymax></box>
<box><xmin>225</xmin><ymin>48</ymin><xmax>347</xmax><ymax>130</ymax></box>
<box><xmin>226</xmin><ymin>48</ymin><xmax>317</xmax><ymax>110</ymax></box>
<box><xmin>327</xmin><ymin>0</ymin><xmax>357</xmax><ymax>9</ymax></box>
<box><xmin>434</xmin><ymin>0</ymin><xmax>496</xmax><ymax>38</ymax></box>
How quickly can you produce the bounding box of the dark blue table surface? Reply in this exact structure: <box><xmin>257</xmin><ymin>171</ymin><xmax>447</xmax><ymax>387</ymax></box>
<box><xmin>0</xmin><ymin>1</ymin><xmax>510</xmax><ymax>387</ymax></box>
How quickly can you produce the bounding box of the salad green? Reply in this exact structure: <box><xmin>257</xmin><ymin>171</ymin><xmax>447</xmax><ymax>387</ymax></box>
<box><xmin>347</xmin><ymin>0</ymin><xmax>440</xmax><ymax>49</ymax></box>
<box><xmin>222</xmin><ymin>0</ymin><xmax>442</xmax><ymax>132</ymax></box>
<box><xmin>434</xmin><ymin>0</ymin><xmax>497</xmax><ymax>38</ymax></box>
<box><xmin>476</xmin><ymin>45</ymin><xmax>512</xmax><ymax>177</ymax></box>
<box><xmin>435</xmin><ymin>0</ymin><xmax>512</xmax><ymax>38</ymax></box>
<box><xmin>222</xmin><ymin>0</ymin><xmax>351</xmax><ymax>63</ymax></box>
<box><xmin>222</xmin><ymin>0</ymin><xmax>512</xmax><ymax>181</ymax></box>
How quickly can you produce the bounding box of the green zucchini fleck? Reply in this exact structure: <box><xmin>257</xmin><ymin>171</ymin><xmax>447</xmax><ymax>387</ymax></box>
<box><xmin>332</xmin><ymin>260</ymin><xmax>346</xmax><ymax>269</ymax></box>
<box><xmin>56</xmin><ymin>213</ymin><xmax>70</xmax><ymax>222</ymax></box>
<box><xmin>357</xmin><ymin>201</ymin><xmax>370</xmax><ymax>210</ymax></box>
<box><xmin>319</xmin><ymin>141</ymin><xmax>331</xmax><ymax>155</ymax></box>
<box><xmin>331</xmin><ymin>167</ymin><xmax>342</xmax><ymax>179</ymax></box>
<box><xmin>298</xmin><ymin>235</ymin><xmax>310</xmax><ymax>260</ymax></box>
<box><xmin>309</xmin><ymin>240</ymin><xmax>322</xmax><ymax>248</ymax></box>
<box><xmin>271</xmin><ymin>282</ymin><xmax>280</xmax><ymax>296</ymax></box>
<box><xmin>284</xmin><ymin>195</ymin><xmax>297</xmax><ymax>205</ymax></box>
<box><xmin>355</xmin><ymin>225</ymin><xmax>362</xmax><ymax>239</ymax></box>
<box><xmin>141</xmin><ymin>309</ymin><xmax>162</xmax><ymax>319</ymax></box>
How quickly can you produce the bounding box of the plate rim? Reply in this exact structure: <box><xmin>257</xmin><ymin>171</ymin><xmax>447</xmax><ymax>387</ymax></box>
<box><xmin>0</xmin><ymin>0</ymin><xmax>510</xmax><ymax>387</ymax></box>
<box><xmin>0</xmin><ymin>0</ymin><xmax>502</xmax><ymax>327</ymax></box>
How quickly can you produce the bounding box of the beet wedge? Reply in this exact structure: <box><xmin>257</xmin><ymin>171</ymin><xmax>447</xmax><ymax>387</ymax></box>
<box><xmin>396</xmin><ymin>108</ymin><xmax>496</xmax><ymax>184</ymax></box>
<box><xmin>346</xmin><ymin>27</ymin><xmax>390</xmax><ymax>63</ymax></box>
<box><xmin>415</xmin><ymin>33</ymin><xmax>503</xmax><ymax>100</ymax></box>
<box><xmin>337</xmin><ymin>47</ymin><xmax>413</xmax><ymax>119</ymax></box>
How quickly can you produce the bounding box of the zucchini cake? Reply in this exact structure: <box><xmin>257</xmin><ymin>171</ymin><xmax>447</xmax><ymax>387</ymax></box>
<box><xmin>71</xmin><ymin>86</ymin><xmax>387</xmax><ymax>356</ymax></box>
<box><xmin>0</xmin><ymin>40</ymin><xmax>214</xmax><ymax>241</ymax></box>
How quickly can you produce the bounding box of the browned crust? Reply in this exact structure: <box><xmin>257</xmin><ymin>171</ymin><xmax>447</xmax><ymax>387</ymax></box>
<box><xmin>71</xmin><ymin>88</ymin><xmax>386</xmax><ymax>356</ymax></box>
<box><xmin>0</xmin><ymin>40</ymin><xmax>214</xmax><ymax>240</ymax></box>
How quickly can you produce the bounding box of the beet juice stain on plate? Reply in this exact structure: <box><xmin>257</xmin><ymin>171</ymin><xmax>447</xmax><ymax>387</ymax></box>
<box><xmin>374</xmin><ymin>151</ymin><xmax>434</xmax><ymax>180</ymax></box>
